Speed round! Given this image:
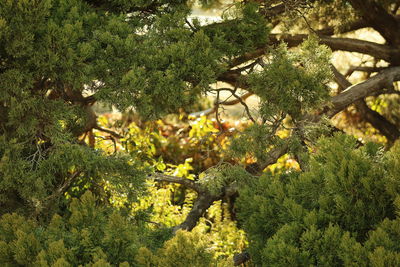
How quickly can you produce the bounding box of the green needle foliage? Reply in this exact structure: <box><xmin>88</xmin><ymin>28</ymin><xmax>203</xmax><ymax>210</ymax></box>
<box><xmin>237</xmin><ymin>134</ymin><xmax>400</xmax><ymax>266</ymax></box>
<box><xmin>2</xmin><ymin>0</ymin><xmax>400</xmax><ymax>266</ymax></box>
<box><xmin>248</xmin><ymin>39</ymin><xmax>332</xmax><ymax>121</ymax></box>
<box><xmin>0</xmin><ymin>192</ymin><xmax>142</xmax><ymax>266</ymax></box>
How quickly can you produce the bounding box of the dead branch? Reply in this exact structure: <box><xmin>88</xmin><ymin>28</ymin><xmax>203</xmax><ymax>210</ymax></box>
<box><xmin>216</xmin><ymin>88</ymin><xmax>255</xmax><ymax>123</ymax></box>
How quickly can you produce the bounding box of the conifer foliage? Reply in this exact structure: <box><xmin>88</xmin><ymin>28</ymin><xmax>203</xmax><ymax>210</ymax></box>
<box><xmin>237</xmin><ymin>134</ymin><xmax>400</xmax><ymax>266</ymax></box>
<box><xmin>1</xmin><ymin>0</ymin><xmax>400</xmax><ymax>266</ymax></box>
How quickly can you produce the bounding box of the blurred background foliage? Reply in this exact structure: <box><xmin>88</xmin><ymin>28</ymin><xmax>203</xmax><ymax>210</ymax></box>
<box><xmin>93</xmin><ymin>112</ymin><xmax>250</xmax><ymax>263</ymax></box>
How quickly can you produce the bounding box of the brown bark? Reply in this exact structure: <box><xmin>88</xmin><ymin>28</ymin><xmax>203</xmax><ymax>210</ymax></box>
<box><xmin>227</xmin><ymin>15</ymin><xmax>400</xmax><ymax>69</ymax></box>
<box><xmin>328</xmin><ymin>66</ymin><xmax>400</xmax><ymax>117</ymax></box>
<box><xmin>348</xmin><ymin>0</ymin><xmax>400</xmax><ymax>47</ymax></box>
<box><xmin>151</xmin><ymin>173</ymin><xmax>203</xmax><ymax>193</ymax></box>
<box><xmin>189</xmin><ymin>92</ymin><xmax>253</xmax><ymax>118</ymax></box>
<box><xmin>269</xmin><ymin>34</ymin><xmax>400</xmax><ymax>64</ymax></box>
<box><xmin>171</xmin><ymin>143</ymin><xmax>288</xmax><ymax>232</ymax></box>
<box><xmin>226</xmin><ymin>36</ymin><xmax>400</xmax><ymax>74</ymax></box>
<box><xmin>331</xmin><ymin>65</ymin><xmax>400</xmax><ymax>143</ymax></box>
<box><xmin>173</xmin><ymin>192</ymin><xmax>221</xmax><ymax>232</ymax></box>
<box><xmin>233</xmin><ymin>251</ymin><xmax>251</xmax><ymax>266</ymax></box>
<box><xmin>245</xmin><ymin>144</ymin><xmax>289</xmax><ymax>175</ymax></box>
<box><xmin>356</xmin><ymin>100</ymin><xmax>400</xmax><ymax>144</ymax></box>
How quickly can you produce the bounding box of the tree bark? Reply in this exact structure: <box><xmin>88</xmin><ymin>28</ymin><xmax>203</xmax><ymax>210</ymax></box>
<box><xmin>269</xmin><ymin>34</ymin><xmax>400</xmax><ymax>64</ymax></box>
<box><xmin>348</xmin><ymin>0</ymin><xmax>400</xmax><ymax>47</ymax></box>
<box><xmin>331</xmin><ymin>65</ymin><xmax>400</xmax><ymax>143</ymax></box>
<box><xmin>173</xmin><ymin>192</ymin><xmax>220</xmax><ymax>232</ymax></box>
<box><xmin>328</xmin><ymin>66</ymin><xmax>400</xmax><ymax>117</ymax></box>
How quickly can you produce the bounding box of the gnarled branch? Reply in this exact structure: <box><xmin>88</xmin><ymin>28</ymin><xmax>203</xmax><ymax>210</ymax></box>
<box><xmin>328</xmin><ymin>66</ymin><xmax>400</xmax><ymax>117</ymax></box>
<box><xmin>173</xmin><ymin>192</ymin><xmax>221</xmax><ymax>232</ymax></box>
<box><xmin>172</xmin><ymin>143</ymin><xmax>288</xmax><ymax>232</ymax></box>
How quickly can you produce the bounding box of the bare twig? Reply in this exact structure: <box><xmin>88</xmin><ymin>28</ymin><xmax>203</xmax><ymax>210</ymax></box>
<box><xmin>348</xmin><ymin>0</ymin><xmax>400</xmax><ymax>46</ymax></box>
<box><xmin>94</xmin><ymin>126</ymin><xmax>123</xmax><ymax>139</ymax></box>
<box><xmin>96</xmin><ymin>135</ymin><xmax>118</xmax><ymax>154</ymax></box>
<box><xmin>45</xmin><ymin>171</ymin><xmax>82</xmax><ymax>202</ymax></box>
<box><xmin>217</xmin><ymin>88</ymin><xmax>256</xmax><ymax>123</ymax></box>
<box><xmin>189</xmin><ymin>91</ymin><xmax>253</xmax><ymax>118</ymax></box>
<box><xmin>185</xmin><ymin>18</ymin><xmax>197</xmax><ymax>32</ymax></box>
<box><xmin>215</xmin><ymin>90</ymin><xmax>224</xmax><ymax>133</ymax></box>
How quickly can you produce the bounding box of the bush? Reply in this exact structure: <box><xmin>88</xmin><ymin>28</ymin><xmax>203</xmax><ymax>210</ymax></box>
<box><xmin>0</xmin><ymin>192</ymin><xmax>141</xmax><ymax>266</ymax></box>
<box><xmin>237</xmin><ymin>134</ymin><xmax>400</xmax><ymax>266</ymax></box>
<box><xmin>135</xmin><ymin>230</ymin><xmax>214</xmax><ymax>267</ymax></box>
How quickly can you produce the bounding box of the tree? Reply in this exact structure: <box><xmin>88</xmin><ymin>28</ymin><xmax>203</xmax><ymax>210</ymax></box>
<box><xmin>1</xmin><ymin>0</ymin><xmax>400</xmax><ymax>265</ymax></box>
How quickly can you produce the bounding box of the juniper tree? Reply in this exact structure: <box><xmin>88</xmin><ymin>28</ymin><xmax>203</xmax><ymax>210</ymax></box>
<box><xmin>1</xmin><ymin>0</ymin><xmax>400</xmax><ymax>266</ymax></box>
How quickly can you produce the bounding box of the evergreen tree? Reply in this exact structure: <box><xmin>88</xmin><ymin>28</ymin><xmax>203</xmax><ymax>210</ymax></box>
<box><xmin>1</xmin><ymin>0</ymin><xmax>400</xmax><ymax>265</ymax></box>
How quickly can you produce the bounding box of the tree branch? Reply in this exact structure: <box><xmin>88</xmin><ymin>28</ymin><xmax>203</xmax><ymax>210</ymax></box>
<box><xmin>227</xmin><ymin>34</ymin><xmax>400</xmax><ymax>71</ymax></box>
<box><xmin>331</xmin><ymin>65</ymin><xmax>400</xmax><ymax>143</ymax></box>
<box><xmin>45</xmin><ymin>171</ymin><xmax>82</xmax><ymax>202</ymax></box>
<box><xmin>94</xmin><ymin>126</ymin><xmax>123</xmax><ymax>139</ymax></box>
<box><xmin>173</xmin><ymin>191</ymin><xmax>221</xmax><ymax>232</ymax></box>
<box><xmin>150</xmin><ymin>173</ymin><xmax>203</xmax><ymax>193</ymax></box>
<box><xmin>218</xmin><ymin>64</ymin><xmax>400</xmax><ymax>123</ymax></box>
<box><xmin>233</xmin><ymin>251</ymin><xmax>251</xmax><ymax>266</ymax></box>
<box><xmin>245</xmin><ymin>144</ymin><xmax>289</xmax><ymax>175</ymax></box>
<box><xmin>260</xmin><ymin>3</ymin><xmax>286</xmax><ymax>18</ymax></box>
<box><xmin>269</xmin><ymin>34</ymin><xmax>400</xmax><ymax>64</ymax></box>
<box><xmin>348</xmin><ymin>0</ymin><xmax>400</xmax><ymax>46</ymax></box>
<box><xmin>188</xmin><ymin>91</ymin><xmax>253</xmax><ymax>118</ymax></box>
<box><xmin>327</xmin><ymin>66</ymin><xmax>400</xmax><ymax>117</ymax></box>
<box><xmin>228</xmin><ymin>49</ymin><xmax>267</xmax><ymax>69</ymax></box>
<box><xmin>172</xmin><ymin>142</ymin><xmax>288</xmax><ymax>232</ymax></box>
<box><xmin>227</xmin><ymin>16</ymin><xmax>400</xmax><ymax>69</ymax></box>
<box><xmin>357</xmin><ymin>99</ymin><xmax>400</xmax><ymax>144</ymax></box>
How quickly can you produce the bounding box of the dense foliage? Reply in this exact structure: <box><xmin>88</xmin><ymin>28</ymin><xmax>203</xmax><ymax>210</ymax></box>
<box><xmin>1</xmin><ymin>0</ymin><xmax>400</xmax><ymax>266</ymax></box>
<box><xmin>237</xmin><ymin>134</ymin><xmax>400</xmax><ymax>266</ymax></box>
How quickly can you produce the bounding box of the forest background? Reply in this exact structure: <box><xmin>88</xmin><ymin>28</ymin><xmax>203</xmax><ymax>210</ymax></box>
<box><xmin>1</xmin><ymin>0</ymin><xmax>400</xmax><ymax>266</ymax></box>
